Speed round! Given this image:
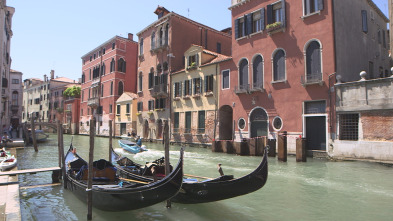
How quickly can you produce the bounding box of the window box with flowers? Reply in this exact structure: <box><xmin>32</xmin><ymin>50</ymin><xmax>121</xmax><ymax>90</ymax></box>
<box><xmin>187</xmin><ymin>62</ymin><xmax>197</xmax><ymax>70</ymax></box>
<box><xmin>183</xmin><ymin>95</ymin><xmax>191</xmax><ymax>100</ymax></box>
<box><xmin>174</xmin><ymin>97</ymin><xmax>180</xmax><ymax>101</ymax></box>
<box><xmin>266</xmin><ymin>22</ymin><xmax>284</xmax><ymax>35</ymax></box>
<box><xmin>192</xmin><ymin>94</ymin><xmax>201</xmax><ymax>99</ymax></box>
<box><xmin>136</xmin><ymin>112</ymin><xmax>142</xmax><ymax>116</ymax></box>
<box><xmin>204</xmin><ymin>91</ymin><xmax>214</xmax><ymax>97</ymax></box>
<box><xmin>155</xmin><ymin>108</ymin><xmax>164</xmax><ymax>112</ymax></box>
<box><xmin>147</xmin><ymin>111</ymin><xmax>153</xmax><ymax>115</ymax></box>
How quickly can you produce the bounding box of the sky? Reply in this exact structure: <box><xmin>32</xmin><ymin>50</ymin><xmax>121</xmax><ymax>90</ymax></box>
<box><xmin>7</xmin><ymin>0</ymin><xmax>389</xmax><ymax>81</ymax></box>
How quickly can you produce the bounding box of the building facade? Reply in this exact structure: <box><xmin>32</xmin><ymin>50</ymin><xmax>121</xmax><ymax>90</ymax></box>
<box><xmin>63</xmin><ymin>85</ymin><xmax>81</xmax><ymax>135</ymax></box>
<box><xmin>136</xmin><ymin>6</ymin><xmax>231</xmax><ymax>141</ymax></box>
<box><xmin>222</xmin><ymin>0</ymin><xmax>389</xmax><ymax>154</ymax></box>
<box><xmin>80</xmin><ymin>35</ymin><xmax>138</xmax><ymax>136</ymax></box>
<box><xmin>0</xmin><ymin>0</ymin><xmax>14</xmax><ymax>133</ymax></box>
<box><xmin>9</xmin><ymin>69</ymin><xmax>22</xmax><ymax>134</ymax></box>
<box><xmin>115</xmin><ymin>92</ymin><xmax>137</xmax><ymax>137</ymax></box>
<box><xmin>171</xmin><ymin>45</ymin><xmax>231</xmax><ymax>145</ymax></box>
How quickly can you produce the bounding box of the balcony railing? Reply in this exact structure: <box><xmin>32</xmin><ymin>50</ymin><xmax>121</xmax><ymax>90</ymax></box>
<box><xmin>87</xmin><ymin>97</ymin><xmax>99</xmax><ymax>108</ymax></box>
<box><xmin>301</xmin><ymin>73</ymin><xmax>323</xmax><ymax>86</ymax></box>
<box><xmin>91</xmin><ymin>78</ymin><xmax>100</xmax><ymax>88</ymax></box>
<box><xmin>231</xmin><ymin>0</ymin><xmax>246</xmax><ymax>6</ymax></box>
<box><xmin>152</xmin><ymin>84</ymin><xmax>168</xmax><ymax>98</ymax></box>
<box><xmin>251</xmin><ymin>81</ymin><xmax>264</xmax><ymax>92</ymax></box>
<box><xmin>234</xmin><ymin>84</ymin><xmax>250</xmax><ymax>94</ymax></box>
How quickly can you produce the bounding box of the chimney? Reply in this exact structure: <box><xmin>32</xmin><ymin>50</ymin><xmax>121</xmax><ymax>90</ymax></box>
<box><xmin>44</xmin><ymin>74</ymin><xmax>47</xmax><ymax>82</ymax></box>
<box><xmin>50</xmin><ymin>70</ymin><xmax>54</xmax><ymax>79</ymax></box>
<box><xmin>78</xmin><ymin>78</ymin><xmax>81</xmax><ymax>83</ymax></box>
<box><xmin>128</xmin><ymin>33</ymin><xmax>133</xmax><ymax>41</ymax></box>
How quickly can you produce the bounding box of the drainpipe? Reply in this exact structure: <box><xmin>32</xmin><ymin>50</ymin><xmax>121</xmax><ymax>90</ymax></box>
<box><xmin>213</xmin><ymin>63</ymin><xmax>219</xmax><ymax>141</ymax></box>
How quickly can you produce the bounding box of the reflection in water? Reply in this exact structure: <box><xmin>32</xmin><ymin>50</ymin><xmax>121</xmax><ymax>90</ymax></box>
<box><xmin>17</xmin><ymin>134</ymin><xmax>393</xmax><ymax>221</ymax></box>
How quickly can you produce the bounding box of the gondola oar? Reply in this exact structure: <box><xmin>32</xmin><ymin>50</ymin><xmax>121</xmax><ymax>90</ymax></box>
<box><xmin>119</xmin><ymin>177</ymin><xmax>150</xmax><ymax>185</ymax></box>
<box><xmin>184</xmin><ymin>174</ymin><xmax>213</xmax><ymax>180</ymax></box>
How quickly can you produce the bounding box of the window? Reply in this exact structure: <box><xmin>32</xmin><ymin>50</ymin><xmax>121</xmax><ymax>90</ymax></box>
<box><xmin>101</xmin><ymin>63</ymin><xmax>106</xmax><ymax>75</ymax></box>
<box><xmin>89</xmin><ymin>69</ymin><xmax>91</xmax><ymax>80</ymax></box>
<box><xmin>110</xmin><ymin>81</ymin><xmax>113</xmax><ymax>95</ymax></box>
<box><xmin>222</xmin><ymin>70</ymin><xmax>230</xmax><ymax>89</ymax></box>
<box><xmin>303</xmin><ymin>0</ymin><xmax>324</xmax><ymax>16</ymax></box>
<box><xmin>116</xmin><ymin>104</ymin><xmax>120</xmax><ymax>115</ymax></box>
<box><xmin>93</xmin><ymin>54</ymin><xmax>96</xmax><ymax>59</ymax></box>
<box><xmin>238</xmin><ymin>118</ymin><xmax>246</xmax><ymax>130</ymax></box>
<box><xmin>173</xmin><ymin>112</ymin><xmax>179</xmax><ymax>133</ymax></box>
<box><xmin>101</xmin><ymin>84</ymin><xmax>104</xmax><ymax>97</ymax></box>
<box><xmin>339</xmin><ymin>114</ymin><xmax>359</xmax><ymax>141</ymax></box>
<box><xmin>193</xmin><ymin>78</ymin><xmax>202</xmax><ymax>94</ymax></box>
<box><xmin>137</xmin><ymin>102</ymin><xmax>143</xmax><ymax>112</ymax></box>
<box><xmin>235</xmin><ymin>17</ymin><xmax>245</xmax><ymax>39</ymax></box>
<box><xmin>362</xmin><ymin>10</ymin><xmax>368</xmax><ymax>33</ymax></box>
<box><xmin>126</xmin><ymin>103</ymin><xmax>130</xmax><ymax>114</ymax></box>
<box><xmin>273</xmin><ymin>49</ymin><xmax>286</xmax><ymax>81</ymax></box>
<box><xmin>109</xmin><ymin>104</ymin><xmax>112</xmax><ymax>113</ymax></box>
<box><xmin>155</xmin><ymin>98</ymin><xmax>166</xmax><ymax>109</ymax></box>
<box><xmin>148</xmin><ymin>70</ymin><xmax>154</xmax><ymax>89</ymax></box>
<box><xmin>185</xmin><ymin>112</ymin><xmax>192</xmax><ymax>133</ymax></box>
<box><xmin>118</xmin><ymin>58</ymin><xmax>126</xmax><ymax>72</ymax></box>
<box><xmin>12</xmin><ymin>91</ymin><xmax>18</xmax><ymax>105</ymax></box>
<box><xmin>110</xmin><ymin>59</ymin><xmax>115</xmax><ymax>72</ymax></box>
<box><xmin>198</xmin><ymin>111</ymin><xmax>205</xmax><ymax>134</ymax></box>
<box><xmin>273</xmin><ymin>116</ymin><xmax>283</xmax><ymax>131</ymax></box>
<box><xmin>82</xmin><ymin>73</ymin><xmax>85</xmax><ymax>84</ymax></box>
<box><xmin>34</xmin><ymin>98</ymin><xmax>40</xmax><ymax>104</ymax></box>
<box><xmin>139</xmin><ymin>38</ymin><xmax>144</xmax><ymax>55</ymax></box>
<box><xmin>12</xmin><ymin>79</ymin><xmax>19</xmax><ymax>84</ymax></box>
<box><xmin>188</xmin><ymin>55</ymin><xmax>198</xmax><ymax>68</ymax></box>
<box><xmin>90</xmin><ymin>56</ymin><xmax>92</xmax><ymax>62</ymax></box>
<box><xmin>267</xmin><ymin>0</ymin><xmax>286</xmax><ymax>27</ymax></box>
<box><xmin>165</xmin><ymin>24</ymin><xmax>169</xmax><ymax>45</ymax></box>
<box><xmin>148</xmin><ymin>100</ymin><xmax>155</xmax><ymax>111</ymax></box>
<box><xmin>217</xmin><ymin>42</ymin><xmax>221</xmax><ymax>54</ymax></box>
<box><xmin>151</xmin><ymin>32</ymin><xmax>156</xmax><ymax>50</ymax></box>
<box><xmin>378</xmin><ymin>30</ymin><xmax>381</xmax><ymax>44</ymax></box>
<box><xmin>138</xmin><ymin>73</ymin><xmax>143</xmax><ymax>91</ymax></box>
<box><xmin>369</xmin><ymin>61</ymin><xmax>374</xmax><ymax>79</ymax></box>
<box><xmin>174</xmin><ymin>82</ymin><xmax>182</xmax><ymax>98</ymax></box>
<box><xmin>184</xmin><ymin>80</ymin><xmax>192</xmax><ymax>96</ymax></box>
<box><xmin>118</xmin><ymin>81</ymin><xmax>124</xmax><ymax>96</ymax></box>
<box><xmin>383</xmin><ymin>30</ymin><xmax>386</xmax><ymax>48</ymax></box>
<box><xmin>112</xmin><ymin>42</ymin><xmax>115</xmax><ymax>50</ymax></box>
<box><xmin>204</xmin><ymin>75</ymin><xmax>214</xmax><ymax>93</ymax></box>
<box><xmin>252</xmin><ymin>9</ymin><xmax>265</xmax><ymax>33</ymax></box>
<box><xmin>305</xmin><ymin>100</ymin><xmax>326</xmax><ymax>114</ymax></box>
<box><xmin>103</xmin><ymin>48</ymin><xmax>106</xmax><ymax>54</ymax></box>
<box><xmin>253</xmin><ymin>55</ymin><xmax>263</xmax><ymax>89</ymax></box>
<box><xmin>239</xmin><ymin>59</ymin><xmax>249</xmax><ymax>88</ymax></box>
<box><xmin>305</xmin><ymin>41</ymin><xmax>322</xmax><ymax>83</ymax></box>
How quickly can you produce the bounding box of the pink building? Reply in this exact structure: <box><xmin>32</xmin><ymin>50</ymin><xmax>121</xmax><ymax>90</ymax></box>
<box><xmin>80</xmin><ymin>35</ymin><xmax>138</xmax><ymax>135</ymax></box>
<box><xmin>219</xmin><ymin>0</ymin><xmax>389</xmax><ymax>153</ymax></box>
<box><xmin>136</xmin><ymin>6</ymin><xmax>231</xmax><ymax>140</ymax></box>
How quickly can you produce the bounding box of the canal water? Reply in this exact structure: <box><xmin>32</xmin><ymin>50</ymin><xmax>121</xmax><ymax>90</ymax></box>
<box><xmin>16</xmin><ymin>134</ymin><xmax>393</xmax><ymax>221</ymax></box>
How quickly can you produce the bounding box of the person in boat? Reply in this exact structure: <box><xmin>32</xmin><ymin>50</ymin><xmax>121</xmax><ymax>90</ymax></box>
<box><xmin>1</xmin><ymin>132</ymin><xmax>12</xmax><ymax>144</ymax></box>
<box><xmin>0</xmin><ymin>147</ymin><xmax>6</xmax><ymax>157</ymax></box>
<box><xmin>136</xmin><ymin>136</ymin><xmax>142</xmax><ymax>147</ymax></box>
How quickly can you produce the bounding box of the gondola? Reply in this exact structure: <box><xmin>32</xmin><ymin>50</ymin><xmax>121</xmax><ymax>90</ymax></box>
<box><xmin>64</xmin><ymin>145</ymin><xmax>183</xmax><ymax>211</ymax></box>
<box><xmin>29</xmin><ymin>129</ymin><xmax>49</xmax><ymax>143</ymax></box>
<box><xmin>118</xmin><ymin>139</ymin><xmax>147</xmax><ymax>154</ymax></box>
<box><xmin>110</xmin><ymin>146</ymin><xmax>268</xmax><ymax>204</ymax></box>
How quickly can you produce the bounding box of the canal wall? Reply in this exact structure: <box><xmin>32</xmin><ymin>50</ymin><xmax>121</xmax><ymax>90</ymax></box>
<box><xmin>330</xmin><ymin>140</ymin><xmax>393</xmax><ymax>162</ymax></box>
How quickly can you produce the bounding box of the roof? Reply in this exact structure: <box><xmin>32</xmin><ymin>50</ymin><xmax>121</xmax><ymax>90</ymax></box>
<box><xmin>116</xmin><ymin>92</ymin><xmax>138</xmax><ymax>103</ymax></box>
<box><xmin>52</xmin><ymin>77</ymin><xmax>76</xmax><ymax>83</ymax></box>
<box><xmin>367</xmin><ymin>0</ymin><xmax>389</xmax><ymax>23</ymax></box>
<box><xmin>81</xmin><ymin>35</ymin><xmax>136</xmax><ymax>59</ymax></box>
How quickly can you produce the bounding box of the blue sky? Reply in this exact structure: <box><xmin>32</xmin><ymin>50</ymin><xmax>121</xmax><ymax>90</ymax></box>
<box><xmin>8</xmin><ymin>0</ymin><xmax>389</xmax><ymax>81</ymax></box>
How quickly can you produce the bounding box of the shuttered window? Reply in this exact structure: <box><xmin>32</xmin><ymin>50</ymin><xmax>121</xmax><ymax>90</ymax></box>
<box><xmin>222</xmin><ymin>70</ymin><xmax>230</xmax><ymax>89</ymax></box>
<box><xmin>174</xmin><ymin>112</ymin><xmax>179</xmax><ymax>132</ymax></box>
<box><xmin>185</xmin><ymin>112</ymin><xmax>192</xmax><ymax>133</ymax></box>
<box><xmin>198</xmin><ymin>111</ymin><xmax>205</xmax><ymax>134</ymax></box>
<box><xmin>304</xmin><ymin>0</ymin><xmax>324</xmax><ymax>15</ymax></box>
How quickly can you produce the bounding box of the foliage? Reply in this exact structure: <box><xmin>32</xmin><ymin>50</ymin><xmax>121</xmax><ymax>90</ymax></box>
<box><xmin>266</xmin><ymin>22</ymin><xmax>282</xmax><ymax>30</ymax></box>
<box><xmin>63</xmin><ymin>86</ymin><xmax>81</xmax><ymax>97</ymax></box>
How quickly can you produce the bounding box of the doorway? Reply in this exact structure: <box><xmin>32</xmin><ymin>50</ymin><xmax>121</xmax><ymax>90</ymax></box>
<box><xmin>305</xmin><ymin>116</ymin><xmax>326</xmax><ymax>151</ymax></box>
<box><xmin>219</xmin><ymin>105</ymin><xmax>233</xmax><ymax>140</ymax></box>
<box><xmin>250</xmin><ymin>108</ymin><xmax>268</xmax><ymax>138</ymax></box>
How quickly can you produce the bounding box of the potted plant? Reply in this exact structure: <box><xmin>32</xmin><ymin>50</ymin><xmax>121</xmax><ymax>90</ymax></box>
<box><xmin>266</xmin><ymin>21</ymin><xmax>282</xmax><ymax>32</ymax></box>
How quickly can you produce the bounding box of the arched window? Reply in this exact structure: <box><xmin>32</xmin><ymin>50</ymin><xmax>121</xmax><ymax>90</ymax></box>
<box><xmin>306</xmin><ymin>41</ymin><xmax>322</xmax><ymax>82</ymax></box>
<box><xmin>110</xmin><ymin>58</ymin><xmax>115</xmax><ymax>72</ymax></box>
<box><xmin>151</xmin><ymin>32</ymin><xmax>156</xmax><ymax>50</ymax></box>
<box><xmin>81</xmin><ymin>72</ymin><xmax>85</xmax><ymax>83</ymax></box>
<box><xmin>165</xmin><ymin>24</ymin><xmax>169</xmax><ymax>45</ymax></box>
<box><xmin>12</xmin><ymin>91</ymin><xmax>18</xmax><ymax>106</ymax></box>
<box><xmin>139</xmin><ymin>38</ymin><xmax>144</xmax><ymax>55</ymax></box>
<box><xmin>239</xmin><ymin>59</ymin><xmax>249</xmax><ymax>89</ymax></box>
<box><xmin>118</xmin><ymin>58</ymin><xmax>126</xmax><ymax>72</ymax></box>
<box><xmin>101</xmin><ymin>63</ymin><xmax>106</xmax><ymax>76</ymax></box>
<box><xmin>253</xmin><ymin>55</ymin><xmax>263</xmax><ymax>89</ymax></box>
<box><xmin>138</xmin><ymin>72</ymin><xmax>143</xmax><ymax>92</ymax></box>
<box><xmin>118</xmin><ymin>81</ymin><xmax>124</xmax><ymax>96</ymax></box>
<box><xmin>159</xmin><ymin>27</ymin><xmax>164</xmax><ymax>46</ymax></box>
<box><xmin>148</xmin><ymin>68</ymin><xmax>154</xmax><ymax>89</ymax></box>
<box><xmin>110</xmin><ymin>81</ymin><xmax>113</xmax><ymax>95</ymax></box>
<box><xmin>273</xmin><ymin>49</ymin><xmax>286</xmax><ymax>81</ymax></box>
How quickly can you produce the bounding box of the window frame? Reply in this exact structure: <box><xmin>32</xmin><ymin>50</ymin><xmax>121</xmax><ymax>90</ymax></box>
<box><xmin>272</xmin><ymin>48</ymin><xmax>286</xmax><ymax>83</ymax></box>
<box><xmin>222</xmin><ymin>69</ymin><xmax>230</xmax><ymax>90</ymax></box>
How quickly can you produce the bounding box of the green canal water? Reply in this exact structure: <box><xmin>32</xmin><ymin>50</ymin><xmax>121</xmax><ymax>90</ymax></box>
<box><xmin>16</xmin><ymin>134</ymin><xmax>393</xmax><ymax>221</ymax></box>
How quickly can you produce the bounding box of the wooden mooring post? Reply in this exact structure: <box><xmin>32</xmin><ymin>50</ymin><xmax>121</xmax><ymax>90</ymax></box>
<box><xmin>30</xmin><ymin>118</ymin><xmax>38</xmax><ymax>152</ymax></box>
<box><xmin>277</xmin><ymin>131</ymin><xmax>287</xmax><ymax>162</ymax></box>
<box><xmin>87</xmin><ymin>118</ymin><xmax>95</xmax><ymax>220</ymax></box>
<box><xmin>296</xmin><ymin>138</ymin><xmax>307</xmax><ymax>162</ymax></box>
<box><xmin>109</xmin><ymin>120</ymin><xmax>112</xmax><ymax>163</ymax></box>
<box><xmin>163</xmin><ymin>120</ymin><xmax>171</xmax><ymax>208</ymax></box>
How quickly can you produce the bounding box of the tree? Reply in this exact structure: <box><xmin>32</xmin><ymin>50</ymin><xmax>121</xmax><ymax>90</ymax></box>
<box><xmin>63</xmin><ymin>86</ymin><xmax>81</xmax><ymax>98</ymax></box>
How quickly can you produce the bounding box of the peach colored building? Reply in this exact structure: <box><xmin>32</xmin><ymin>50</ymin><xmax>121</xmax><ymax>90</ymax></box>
<box><xmin>220</xmin><ymin>0</ymin><xmax>389</xmax><ymax>154</ymax></box>
<box><xmin>136</xmin><ymin>6</ymin><xmax>231</xmax><ymax>140</ymax></box>
<box><xmin>80</xmin><ymin>35</ymin><xmax>138</xmax><ymax>135</ymax></box>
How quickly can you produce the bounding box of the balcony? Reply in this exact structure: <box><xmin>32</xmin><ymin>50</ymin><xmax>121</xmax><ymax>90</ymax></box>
<box><xmin>335</xmin><ymin>77</ymin><xmax>393</xmax><ymax>112</ymax></box>
<box><xmin>231</xmin><ymin>0</ymin><xmax>247</xmax><ymax>6</ymax></box>
<box><xmin>91</xmin><ymin>77</ymin><xmax>100</xmax><ymax>88</ymax></box>
<box><xmin>152</xmin><ymin>84</ymin><xmax>168</xmax><ymax>98</ymax></box>
<box><xmin>87</xmin><ymin>97</ymin><xmax>99</xmax><ymax>109</ymax></box>
<box><xmin>11</xmin><ymin>105</ymin><xmax>19</xmax><ymax>111</ymax></box>
<box><xmin>250</xmin><ymin>81</ymin><xmax>264</xmax><ymax>92</ymax></box>
<box><xmin>151</xmin><ymin>41</ymin><xmax>168</xmax><ymax>53</ymax></box>
<box><xmin>301</xmin><ymin>73</ymin><xmax>323</xmax><ymax>87</ymax></box>
<box><xmin>234</xmin><ymin>84</ymin><xmax>250</xmax><ymax>94</ymax></box>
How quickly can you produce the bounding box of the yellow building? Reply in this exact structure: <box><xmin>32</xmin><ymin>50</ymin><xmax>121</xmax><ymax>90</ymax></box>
<box><xmin>115</xmin><ymin>92</ymin><xmax>138</xmax><ymax>136</ymax></box>
<box><xmin>171</xmin><ymin>45</ymin><xmax>231</xmax><ymax>144</ymax></box>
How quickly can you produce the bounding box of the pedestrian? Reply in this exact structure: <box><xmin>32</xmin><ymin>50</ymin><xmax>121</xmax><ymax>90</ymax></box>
<box><xmin>8</xmin><ymin>125</ymin><xmax>13</xmax><ymax>138</ymax></box>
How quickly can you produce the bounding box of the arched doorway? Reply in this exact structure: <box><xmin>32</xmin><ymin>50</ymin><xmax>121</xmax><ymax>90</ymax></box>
<box><xmin>156</xmin><ymin>119</ymin><xmax>163</xmax><ymax>139</ymax></box>
<box><xmin>143</xmin><ymin>119</ymin><xmax>149</xmax><ymax>139</ymax></box>
<box><xmin>219</xmin><ymin>105</ymin><xmax>233</xmax><ymax>140</ymax></box>
<box><xmin>250</xmin><ymin>108</ymin><xmax>268</xmax><ymax>138</ymax></box>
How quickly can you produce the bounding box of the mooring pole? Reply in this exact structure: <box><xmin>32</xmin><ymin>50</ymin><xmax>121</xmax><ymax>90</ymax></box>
<box><xmin>87</xmin><ymin>118</ymin><xmax>95</xmax><ymax>220</ymax></box>
<box><xmin>109</xmin><ymin>120</ymin><xmax>112</xmax><ymax>163</ymax></box>
<box><xmin>31</xmin><ymin>117</ymin><xmax>38</xmax><ymax>152</ymax></box>
<box><xmin>57</xmin><ymin>121</ymin><xmax>61</xmax><ymax>168</ymax></box>
<box><xmin>22</xmin><ymin>123</ymin><xmax>27</xmax><ymax>145</ymax></box>
<box><xmin>59</xmin><ymin>121</ymin><xmax>65</xmax><ymax>183</ymax></box>
<box><xmin>163</xmin><ymin>120</ymin><xmax>171</xmax><ymax>208</ymax></box>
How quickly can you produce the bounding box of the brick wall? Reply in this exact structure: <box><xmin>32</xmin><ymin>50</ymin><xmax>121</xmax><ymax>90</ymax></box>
<box><xmin>362</xmin><ymin>110</ymin><xmax>393</xmax><ymax>141</ymax></box>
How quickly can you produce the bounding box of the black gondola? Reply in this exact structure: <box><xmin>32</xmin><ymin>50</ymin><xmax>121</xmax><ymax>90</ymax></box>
<box><xmin>64</xmin><ymin>145</ymin><xmax>183</xmax><ymax>211</ymax></box>
<box><xmin>110</xmin><ymin>147</ymin><xmax>268</xmax><ymax>204</ymax></box>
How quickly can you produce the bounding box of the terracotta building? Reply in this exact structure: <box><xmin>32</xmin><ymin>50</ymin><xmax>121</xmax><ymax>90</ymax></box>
<box><xmin>115</xmin><ymin>92</ymin><xmax>138</xmax><ymax>137</ymax></box>
<box><xmin>80</xmin><ymin>35</ymin><xmax>138</xmax><ymax>135</ymax></box>
<box><xmin>136</xmin><ymin>6</ymin><xmax>231</xmax><ymax>141</ymax></box>
<box><xmin>63</xmin><ymin>85</ymin><xmax>81</xmax><ymax>135</ymax></box>
<box><xmin>219</xmin><ymin>0</ymin><xmax>389</xmax><ymax>154</ymax></box>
